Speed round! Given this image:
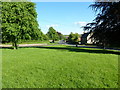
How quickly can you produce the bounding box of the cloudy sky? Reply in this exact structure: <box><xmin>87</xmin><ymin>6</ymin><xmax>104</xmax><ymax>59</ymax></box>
<box><xmin>34</xmin><ymin>2</ymin><xmax>96</xmax><ymax>35</ymax></box>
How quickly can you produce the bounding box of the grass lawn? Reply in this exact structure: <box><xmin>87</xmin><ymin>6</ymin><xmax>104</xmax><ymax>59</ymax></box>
<box><xmin>2</xmin><ymin>45</ymin><xmax>119</xmax><ymax>88</ymax></box>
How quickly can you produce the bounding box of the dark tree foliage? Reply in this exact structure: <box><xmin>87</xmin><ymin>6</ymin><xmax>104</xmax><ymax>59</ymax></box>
<box><xmin>1</xmin><ymin>2</ymin><xmax>45</xmax><ymax>49</ymax></box>
<box><xmin>84</xmin><ymin>1</ymin><xmax>120</xmax><ymax>47</ymax></box>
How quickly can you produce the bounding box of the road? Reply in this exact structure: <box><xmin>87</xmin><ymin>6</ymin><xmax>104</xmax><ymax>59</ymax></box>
<box><xmin>58</xmin><ymin>40</ymin><xmax>120</xmax><ymax>51</ymax></box>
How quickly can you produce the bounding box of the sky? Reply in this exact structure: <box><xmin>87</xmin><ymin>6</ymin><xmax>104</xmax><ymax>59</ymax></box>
<box><xmin>34</xmin><ymin>2</ymin><xmax>96</xmax><ymax>35</ymax></box>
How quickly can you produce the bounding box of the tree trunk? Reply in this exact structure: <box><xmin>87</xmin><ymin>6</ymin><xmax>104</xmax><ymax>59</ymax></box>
<box><xmin>103</xmin><ymin>43</ymin><xmax>106</xmax><ymax>49</ymax></box>
<box><xmin>14</xmin><ymin>42</ymin><xmax>18</xmax><ymax>49</ymax></box>
<box><xmin>52</xmin><ymin>40</ymin><xmax>55</xmax><ymax>43</ymax></box>
<box><xmin>12</xmin><ymin>42</ymin><xmax>18</xmax><ymax>49</ymax></box>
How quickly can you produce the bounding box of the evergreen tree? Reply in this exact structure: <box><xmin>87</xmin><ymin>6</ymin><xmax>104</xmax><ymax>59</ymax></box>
<box><xmin>84</xmin><ymin>1</ymin><xmax>120</xmax><ymax>47</ymax></box>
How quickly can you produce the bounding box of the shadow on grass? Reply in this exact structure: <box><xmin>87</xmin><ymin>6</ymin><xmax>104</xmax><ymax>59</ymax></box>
<box><xmin>37</xmin><ymin>46</ymin><xmax>120</xmax><ymax>55</ymax></box>
<box><xmin>1</xmin><ymin>46</ymin><xmax>120</xmax><ymax>55</ymax></box>
<box><xmin>0</xmin><ymin>47</ymin><xmax>13</xmax><ymax>49</ymax></box>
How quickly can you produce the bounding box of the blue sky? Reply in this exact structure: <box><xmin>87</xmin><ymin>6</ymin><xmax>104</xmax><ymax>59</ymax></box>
<box><xmin>34</xmin><ymin>2</ymin><xmax>96</xmax><ymax>35</ymax></box>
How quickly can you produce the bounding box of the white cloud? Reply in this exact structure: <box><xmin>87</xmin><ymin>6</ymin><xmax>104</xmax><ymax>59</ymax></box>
<box><xmin>46</xmin><ymin>24</ymin><xmax>59</xmax><ymax>28</ymax></box>
<box><xmin>74</xmin><ymin>21</ymin><xmax>88</xmax><ymax>26</ymax></box>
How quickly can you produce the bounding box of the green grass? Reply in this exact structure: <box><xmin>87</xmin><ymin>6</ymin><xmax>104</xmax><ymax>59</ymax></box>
<box><xmin>2</xmin><ymin>45</ymin><xmax>119</xmax><ymax>88</ymax></box>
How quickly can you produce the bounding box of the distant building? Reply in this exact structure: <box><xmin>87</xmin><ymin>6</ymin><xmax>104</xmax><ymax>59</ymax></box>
<box><xmin>81</xmin><ymin>32</ymin><xmax>95</xmax><ymax>44</ymax></box>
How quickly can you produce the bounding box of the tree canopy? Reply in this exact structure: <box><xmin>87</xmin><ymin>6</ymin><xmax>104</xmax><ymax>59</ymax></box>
<box><xmin>57</xmin><ymin>31</ymin><xmax>64</xmax><ymax>40</ymax></box>
<box><xmin>84</xmin><ymin>1</ymin><xmax>120</xmax><ymax>47</ymax></box>
<box><xmin>1</xmin><ymin>2</ymin><xmax>45</xmax><ymax>49</ymax></box>
<box><xmin>67</xmin><ymin>32</ymin><xmax>80</xmax><ymax>44</ymax></box>
<box><xmin>46</xmin><ymin>27</ymin><xmax>59</xmax><ymax>43</ymax></box>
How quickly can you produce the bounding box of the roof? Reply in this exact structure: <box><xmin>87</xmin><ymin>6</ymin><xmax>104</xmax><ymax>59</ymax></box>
<box><xmin>81</xmin><ymin>33</ymin><xmax>90</xmax><ymax>38</ymax></box>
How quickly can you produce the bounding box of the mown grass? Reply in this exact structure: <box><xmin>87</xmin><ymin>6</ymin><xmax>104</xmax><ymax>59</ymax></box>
<box><xmin>2</xmin><ymin>45</ymin><xmax>119</xmax><ymax>88</ymax></box>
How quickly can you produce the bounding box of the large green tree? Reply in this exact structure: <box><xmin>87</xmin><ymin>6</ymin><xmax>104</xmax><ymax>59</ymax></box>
<box><xmin>46</xmin><ymin>27</ymin><xmax>59</xmax><ymax>43</ymax></box>
<box><xmin>67</xmin><ymin>32</ymin><xmax>80</xmax><ymax>44</ymax></box>
<box><xmin>84</xmin><ymin>1</ymin><xmax>120</xmax><ymax>47</ymax></box>
<box><xmin>1</xmin><ymin>2</ymin><xmax>43</xmax><ymax>49</ymax></box>
<box><xmin>57</xmin><ymin>31</ymin><xmax>64</xmax><ymax>40</ymax></box>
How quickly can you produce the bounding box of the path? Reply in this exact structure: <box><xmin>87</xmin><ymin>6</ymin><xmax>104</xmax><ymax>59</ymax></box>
<box><xmin>0</xmin><ymin>44</ymin><xmax>48</xmax><ymax>48</ymax></box>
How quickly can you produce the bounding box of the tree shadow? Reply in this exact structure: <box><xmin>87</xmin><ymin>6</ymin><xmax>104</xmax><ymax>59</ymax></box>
<box><xmin>0</xmin><ymin>47</ymin><xmax>13</xmax><ymax>49</ymax></box>
<box><xmin>78</xmin><ymin>45</ymin><xmax>120</xmax><ymax>51</ymax></box>
<box><xmin>35</xmin><ymin>46</ymin><xmax>120</xmax><ymax>55</ymax></box>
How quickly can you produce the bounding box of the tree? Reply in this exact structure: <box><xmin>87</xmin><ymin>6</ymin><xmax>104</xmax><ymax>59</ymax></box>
<box><xmin>84</xmin><ymin>1</ymin><xmax>120</xmax><ymax>47</ymax></box>
<box><xmin>67</xmin><ymin>32</ymin><xmax>74</xmax><ymax>43</ymax></box>
<box><xmin>57</xmin><ymin>31</ymin><xmax>64</xmax><ymax>40</ymax></box>
<box><xmin>67</xmin><ymin>32</ymin><xmax>80</xmax><ymax>44</ymax></box>
<box><xmin>1</xmin><ymin>2</ymin><xmax>43</xmax><ymax>49</ymax></box>
<box><xmin>46</xmin><ymin>27</ymin><xmax>59</xmax><ymax>43</ymax></box>
<box><xmin>74</xmin><ymin>33</ymin><xmax>80</xmax><ymax>44</ymax></box>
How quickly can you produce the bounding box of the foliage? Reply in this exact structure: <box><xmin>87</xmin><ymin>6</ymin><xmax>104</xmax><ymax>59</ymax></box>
<box><xmin>84</xmin><ymin>1</ymin><xmax>120</xmax><ymax>47</ymax></box>
<box><xmin>2</xmin><ymin>45</ymin><xmax>118</xmax><ymax>88</ymax></box>
<box><xmin>46</xmin><ymin>27</ymin><xmax>59</xmax><ymax>43</ymax></box>
<box><xmin>1</xmin><ymin>2</ymin><xmax>45</xmax><ymax>49</ymax></box>
<box><xmin>57</xmin><ymin>31</ymin><xmax>64</xmax><ymax>40</ymax></box>
<box><xmin>67</xmin><ymin>32</ymin><xmax>80</xmax><ymax>44</ymax></box>
<box><xmin>37</xmin><ymin>30</ymin><xmax>49</xmax><ymax>41</ymax></box>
